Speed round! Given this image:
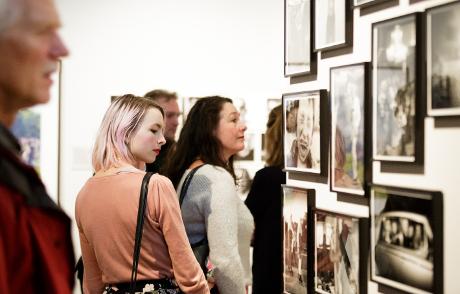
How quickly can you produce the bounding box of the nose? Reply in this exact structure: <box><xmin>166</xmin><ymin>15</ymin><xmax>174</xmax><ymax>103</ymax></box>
<box><xmin>159</xmin><ymin>132</ymin><xmax>166</xmax><ymax>146</ymax></box>
<box><xmin>51</xmin><ymin>33</ymin><xmax>69</xmax><ymax>59</ymax></box>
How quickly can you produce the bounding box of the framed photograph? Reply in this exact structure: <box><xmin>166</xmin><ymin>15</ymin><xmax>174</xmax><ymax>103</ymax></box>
<box><xmin>372</xmin><ymin>13</ymin><xmax>424</xmax><ymax>163</ymax></box>
<box><xmin>285</xmin><ymin>0</ymin><xmax>317</xmax><ymax>76</ymax></box>
<box><xmin>10</xmin><ymin>61</ymin><xmax>61</xmax><ymax>203</ymax></box>
<box><xmin>283</xmin><ymin>90</ymin><xmax>328</xmax><ymax>175</ymax></box>
<box><xmin>283</xmin><ymin>185</ymin><xmax>312</xmax><ymax>294</ymax></box>
<box><xmin>426</xmin><ymin>1</ymin><xmax>460</xmax><ymax>117</ymax></box>
<box><xmin>314</xmin><ymin>0</ymin><xmax>353</xmax><ymax>52</ymax></box>
<box><xmin>330</xmin><ymin>63</ymin><xmax>371</xmax><ymax>196</ymax></box>
<box><xmin>314</xmin><ymin>210</ymin><xmax>366</xmax><ymax>294</ymax></box>
<box><xmin>370</xmin><ymin>185</ymin><xmax>443</xmax><ymax>294</ymax></box>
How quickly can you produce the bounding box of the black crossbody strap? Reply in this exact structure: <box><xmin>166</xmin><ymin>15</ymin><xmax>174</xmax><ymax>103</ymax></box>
<box><xmin>129</xmin><ymin>172</ymin><xmax>154</xmax><ymax>294</ymax></box>
<box><xmin>179</xmin><ymin>164</ymin><xmax>205</xmax><ymax>207</ymax></box>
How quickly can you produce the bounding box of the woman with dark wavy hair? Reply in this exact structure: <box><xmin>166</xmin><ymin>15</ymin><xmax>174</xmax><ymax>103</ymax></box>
<box><xmin>245</xmin><ymin>104</ymin><xmax>286</xmax><ymax>294</ymax></box>
<box><xmin>164</xmin><ymin>96</ymin><xmax>254</xmax><ymax>294</ymax></box>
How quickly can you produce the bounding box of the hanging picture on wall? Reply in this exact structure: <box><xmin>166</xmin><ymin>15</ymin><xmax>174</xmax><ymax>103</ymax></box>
<box><xmin>314</xmin><ymin>0</ymin><xmax>352</xmax><ymax>52</ymax></box>
<box><xmin>330</xmin><ymin>63</ymin><xmax>370</xmax><ymax>196</ymax></box>
<box><xmin>283</xmin><ymin>90</ymin><xmax>328</xmax><ymax>175</ymax></box>
<box><xmin>10</xmin><ymin>61</ymin><xmax>61</xmax><ymax>203</ymax></box>
<box><xmin>283</xmin><ymin>186</ymin><xmax>311</xmax><ymax>294</ymax></box>
<box><xmin>370</xmin><ymin>185</ymin><xmax>443</xmax><ymax>294</ymax></box>
<box><xmin>372</xmin><ymin>13</ymin><xmax>423</xmax><ymax>163</ymax></box>
<box><xmin>285</xmin><ymin>0</ymin><xmax>316</xmax><ymax>76</ymax></box>
<box><xmin>426</xmin><ymin>1</ymin><xmax>460</xmax><ymax>117</ymax></box>
<box><xmin>314</xmin><ymin>210</ymin><xmax>365</xmax><ymax>294</ymax></box>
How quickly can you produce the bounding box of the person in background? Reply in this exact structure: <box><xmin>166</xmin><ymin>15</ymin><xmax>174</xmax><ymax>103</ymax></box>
<box><xmin>75</xmin><ymin>95</ymin><xmax>209</xmax><ymax>294</ymax></box>
<box><xmin>0</xmin><ymin>0</ymin><xmax>75</xmax><ymax>292</ymax></box>
<box><xmin>164</xmin><ymin>96</ymin><xmax>254</xmax><ymax>294</ymax></box>
<box><xmin>144</xmin><ymin>89</ymin><xmax>181</xmax><ymax>173</ymax></box>
<box><xmin>244</xmin><ymin>105</ymin><xmax>286</xmax><ymax>294</ymax></box>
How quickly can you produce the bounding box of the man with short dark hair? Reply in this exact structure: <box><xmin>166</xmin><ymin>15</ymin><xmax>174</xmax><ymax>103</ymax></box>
<box><xmin>144</xmin><ymin>89</ymin><xmax>181</xmax><ymax>173</ymax></box>
<box><xmin>0</xmin><ymin>0</ymin><xmax>75</xmax><ymax>292</ymax></box>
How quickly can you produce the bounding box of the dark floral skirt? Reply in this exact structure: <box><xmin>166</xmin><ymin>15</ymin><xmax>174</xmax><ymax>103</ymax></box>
<box><xmin>103</xmin><ymin>278</ymin><xmax>182</xmax><ymax>294</ymax></box>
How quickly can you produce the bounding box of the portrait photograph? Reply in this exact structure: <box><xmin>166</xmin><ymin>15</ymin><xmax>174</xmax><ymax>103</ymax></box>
<box><xmin>315</xmin><ymin>210</ymin><xmax>361</xmax><ymax>294</ymax></box>
<box><xmin>285</xmin><ymin>0</ymin><xmax>314</xmax><ymax>76</ymax></box>
<box><xmin>314</xmin><ymin>0</ymin><xmax>350</xmax><ymax>51</ymax></box>
<box><xmin>370</xmin><ymin>185</ymin><xmax>443</xmax><ymax>294</ymax></box>
<box><xmin>283</xmin><ymin>91</ymin><xmax>326</xmax><ymax>175</ymax></box>
<box><xmin>427</xmin><ymin>1</ymin><xmax>460</xmax><ymax>116</ymax></box>
<box><xmin>330</xmin><ymin>63</ymin><xmax>369</xmax><ymax>196</ymax></box>
<box><xmin>283</xmin><ymin>186</ymin><xmax>310</xmax><ymax>294</ymax></box>
<box><xmin>372</xmin><ymin>13</ymin><xmax>422</xmax><ymax>162</ymax></box>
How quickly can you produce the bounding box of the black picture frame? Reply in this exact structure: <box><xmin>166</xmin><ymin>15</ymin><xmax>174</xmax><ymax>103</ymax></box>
<box><xmin>282</xmin><ymin>185</ymin><xmax>315</xmax><ymax>294</ymax></box>
<box><xmin>282</xmin><ymin>90</ymin><xmax>329</xmax><ymax>176</ymax></box>
<box><xmin>371</xmin><ymin>13</ymin><xmax>424</xmax><ymax>164</ymax></box>
<box><xmin>314</xmin><ymin>209</ymin><xmax>368</xmax><ymax>294</ymax></box>
<box><xmin>329</xmin><ymin>63</ymin><xmax>372</xmax><ymax>196</ymax></box>
<box><xmin>426</xmin><ymin>1</ymin><xmax>460</xmax><ymax>117</ymax></box>
<box><xmin>370</xmin><ymin>185</ymin><xmax>443</xmax><ymax>294</ymax></box>
<box><xmin>284</xmin><ymin>0</ymin><xmax>317</xmax><ymax>77</ymax></box>
<box><xmin>314</xmin><ymin>0</ymin><xmax>353</xmax><ymax>52</ymax></box>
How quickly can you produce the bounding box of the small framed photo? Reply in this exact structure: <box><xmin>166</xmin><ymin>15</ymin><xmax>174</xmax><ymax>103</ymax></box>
<box><xmin>426</xmin><ymin>1</ymin><xmax>460</xmax><ymax>117</ymax></box>
<box><xmin>370</xmin><ymin>185</ymin><xmax>443</xmax><ymax>294</ymax></box>
<box><xmin>283</xmin><ymin>185</ymin><xmax>313</xmax><ymax>294</ymax></box>
<box><xmin>314</xmin><ymin>0</ymin><xmax>353</xmax><ymax>52</ymax></box>
<box><xmin>285</xmin><ymin>0</ymin><xmax>317</xmax><ymax>76</ymax></box>
<box><xmin>330</xmin><ymin>63</ymin><xmax>371</xmax><ymax>196</ymax></box>
<box><xmin>314</xmin><ymin>209</ymin><xmax>367</xmax><ymax>294</ymax></box>
<box><xmin>283</xmin><ymin>90</ymin><xmax>328</xmax><ymax>176</ymax></box>
<box><xmin>372</xmin><ymin>13</ymin><xmax>424</xmax><ymax>163</ymax></box>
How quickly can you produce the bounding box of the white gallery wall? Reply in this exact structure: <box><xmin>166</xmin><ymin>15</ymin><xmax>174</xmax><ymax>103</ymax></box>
<box><xmin>53</xmin><ymin>0</ymin><xmax>459</xmax><ymax>293</ymax></box>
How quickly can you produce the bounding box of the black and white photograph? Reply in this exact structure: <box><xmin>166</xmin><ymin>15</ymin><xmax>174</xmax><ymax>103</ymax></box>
<box><xmin>315</xmin><ymin>210</ymin><xmax>360</xmax><ymax>294</ymax></box>
<box><xmin>283</xmin><ymin>186</ymin><xmax>309</xmax><ymax>294</ymax></box>
<box><xmin>283</xmin><ymin>91</ymin><xmax>325</xmax><ymax>174</ymax></box>
<box><xmin>371</xmin><ymin>185</ymin><xmax>443</xmax><ymax>294</ymax></box>
<box><xmin>285</xmin><ymin>0</ymin><xmax>314</xmax><ymax>76</ymax></box>
<box><xmin>372</xmin><ymin>14</ymin><xmax>421</xmax><ymax>162</ymax></box>
<box><xmin>314</xmin><ymin>0</ymin><xmax>350</xmax><ymax>51</ymax></box>
<box><xmin>427</xmin><ymin>1</ymin><xmax>460</xmax><ymax>116</ymax></box>
<box><xmin>330</xmin><ymin>64</ymin><xmax>368</xmax><ymax>195</ymax></box>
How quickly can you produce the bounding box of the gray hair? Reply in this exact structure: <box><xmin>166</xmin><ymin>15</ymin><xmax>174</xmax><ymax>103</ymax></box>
<box><xmin>0</xmin><ymin>0</ymin><xmax>21</xmax><ymax>35</ymax></box>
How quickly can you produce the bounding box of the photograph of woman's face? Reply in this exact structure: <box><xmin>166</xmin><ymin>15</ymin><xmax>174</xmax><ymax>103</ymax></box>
<box><xmin>296</xmin><ymin>99</ymin><xmax>315</xmax><ymax>164</ymax></box>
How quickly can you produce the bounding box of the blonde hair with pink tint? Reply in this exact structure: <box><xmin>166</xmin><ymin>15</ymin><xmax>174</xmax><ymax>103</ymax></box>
<box><xmin>92</xmin><ymin>94</ymin><xmax>164</xmax><ymax>172</ymax></box>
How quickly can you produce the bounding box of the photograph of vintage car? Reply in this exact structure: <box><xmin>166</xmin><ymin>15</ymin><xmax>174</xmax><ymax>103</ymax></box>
<box><xmin>371</xmin><ymin>185</ymin><xmax>443</xmax><ymax>294</ymax></box>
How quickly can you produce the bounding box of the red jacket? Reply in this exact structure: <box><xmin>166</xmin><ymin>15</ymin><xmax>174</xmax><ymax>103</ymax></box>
<box><xmin>0</xmin><ymin>124</ymin><xmax>75</xmax><ymax>293</ymax></box>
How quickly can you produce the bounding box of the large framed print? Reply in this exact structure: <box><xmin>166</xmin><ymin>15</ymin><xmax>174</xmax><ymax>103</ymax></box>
<box><xmin>285</xmin><ymin>0</ymin><xmax>316</xmax><ymax>76</ymax></box>
<box><xmin>283</xmin><ymin>185</ymin><xmax>312</xmax><ymax>294</ymax></box>
<box><xmin>330</xmin><ymin>63</ymin><xmax>371</xmax><ymax>196</ymax></box>
<box><xmin>314</xmin><ymin>210</ymin><xmax>367</xmax><ymax>294</ymax></box>
<box><xmin>372</xmin><ymin>13</ymin><xmax>423</xmax><ymax>163</ymax></box>
<box><xmin>10</xmin><ymin>61</ymin><xmax>61</xmax><ymax>203</ymax></box>
<box><xmin>283</xmin><ymin>90</ymin><xmax>328</xmax><ymax>175</ymax></box>
<box><xmin>426</xmin><ymin>1</ymin><xmax>460</xmax><ymax>117</ymax></box>
<box><xmin>314</xmin><ymin>0</ymin><xmax>352</xmax><ymax>52</ymax></box>
<box><xmin>370</xmin><ymin>185</ymin><xmax>443</xmax><ymax>294</ymax></box>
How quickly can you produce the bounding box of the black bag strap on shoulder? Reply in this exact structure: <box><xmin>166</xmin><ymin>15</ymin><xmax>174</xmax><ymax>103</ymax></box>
<box><xmin>129</xmin><ymin>172</ymin><xmax>154</xmax><ymax>294</ymax></box>
<box><xmin>179</xmin><ymin>164</ymin><xmax>205</xmax><ymax>207</ymax></box>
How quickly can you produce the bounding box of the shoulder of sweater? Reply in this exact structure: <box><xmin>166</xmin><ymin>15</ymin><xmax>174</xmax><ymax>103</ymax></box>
<box><xmin>196</xmin><ymin>164</ymin><xmax>233</xmax><ymax>182</ymax></box>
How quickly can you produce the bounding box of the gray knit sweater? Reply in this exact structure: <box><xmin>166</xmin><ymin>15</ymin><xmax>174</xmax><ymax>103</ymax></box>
<box><xmin>177</xmin><ymin>165</ymin><xmax>254</xmax><ymax>294</ymax></box>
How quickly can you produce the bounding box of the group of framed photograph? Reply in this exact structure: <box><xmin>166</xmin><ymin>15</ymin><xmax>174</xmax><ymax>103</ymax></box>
<box><xmin>282</xmin><ymin>1</ymin><xmax>453</xmax><ymax>293</ymax></box>
<box><xmin>282</xmin><ymin>185</ymin><xmax>443</xmax><ymax>294</ymax></box>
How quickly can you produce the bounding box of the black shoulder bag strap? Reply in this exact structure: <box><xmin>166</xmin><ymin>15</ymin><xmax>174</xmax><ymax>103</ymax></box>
<box><xmin>179</xmin><ymin>164</ymin><xmax>205</xmax><ymax>207</ymax></box>
<box><xmin>129</xmin><ymin>172</ymin><xmax>154</xmax><ymax>294</ymax></box>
